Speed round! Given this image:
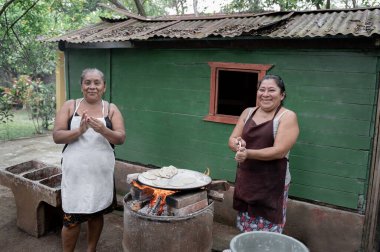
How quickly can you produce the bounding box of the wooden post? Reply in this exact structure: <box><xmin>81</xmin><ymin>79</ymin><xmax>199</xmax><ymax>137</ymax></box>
<box><xmin>55</xmin><ymin>51</ymin><xmax>66</xmax><ymax>112</ymax></box>
<box><xmin>362</xmin><ymin>76</ymin><xmax>380</xmax><ymax>251</ymax></box>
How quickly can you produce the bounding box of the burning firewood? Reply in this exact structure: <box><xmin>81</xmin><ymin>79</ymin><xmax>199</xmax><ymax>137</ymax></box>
<box><xmin>131</xmin><ymin>181</ymin><xmax>177</xmax><ymax>216</ymax></box>
<box><xmin>147</xmin><ymin>196</ymin><xmax>162</xmax><ymax>215</ymax></box>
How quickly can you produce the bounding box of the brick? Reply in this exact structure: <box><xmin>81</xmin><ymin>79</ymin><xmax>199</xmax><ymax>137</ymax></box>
<box><xmin>169</xmin><ymin>198</ymin><xmax>209</xmax><ymax>216</ymax></box>
<box><xmin>166</xmin><ymin>190</ymin><xmax>207</xmax><ymax>208</ymax></box>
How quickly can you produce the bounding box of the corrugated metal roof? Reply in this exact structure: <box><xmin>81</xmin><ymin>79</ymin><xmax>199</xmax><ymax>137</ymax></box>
<box><xmin>46</xmin><ymin>7</ymin><xmax>380</xmax><ymax>43</ymax></box>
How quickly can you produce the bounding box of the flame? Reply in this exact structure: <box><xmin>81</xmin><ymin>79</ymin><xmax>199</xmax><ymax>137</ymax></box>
<box><xmin>132</xmin><ymin>180</ymin><xmax>177</xmax><ymax>215</ymax></box>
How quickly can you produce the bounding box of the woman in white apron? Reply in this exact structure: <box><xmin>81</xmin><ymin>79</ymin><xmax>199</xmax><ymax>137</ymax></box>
<box><xmin>53</xmin><ymin>68</ymin><xmax>125</xmax><ymax>252</ymax></box>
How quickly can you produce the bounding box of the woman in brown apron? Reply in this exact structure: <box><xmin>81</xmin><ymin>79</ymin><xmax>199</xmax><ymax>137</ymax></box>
<box><xmin>228</xmin><ymin>75</ymin><xmax>299</xmax><ymax>233</ymax></box>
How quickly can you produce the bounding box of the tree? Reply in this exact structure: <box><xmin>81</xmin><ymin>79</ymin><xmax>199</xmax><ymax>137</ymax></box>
<box><xmin>0</xmin><ymin>0</ymin><xmax>103</xmax><ymax>85</ymax></box>
<box><xmin>193</xmin><ymin>0</ymin><xmax>198</xmax><ymax>16</ymax></box>
<box><xmin>132</xmin><ymin>0</ymin><xmax>146</xmax><ymax>16</ymax></box>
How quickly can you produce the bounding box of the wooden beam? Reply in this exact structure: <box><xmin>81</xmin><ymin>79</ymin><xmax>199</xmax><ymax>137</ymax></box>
<box><xmin>55</xmin><ymin>51</ymin><xmax>66</xmax><ymax>112</ymax></box>
<box><xmin>362</xmin><ymin>76</ymin><xmax>380</xmax><ymax>251</ymax></box>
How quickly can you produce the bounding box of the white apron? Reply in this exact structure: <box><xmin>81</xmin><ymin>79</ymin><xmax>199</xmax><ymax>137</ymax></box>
<box><xmin>61</xmin><ymin>99</ymin><xmax>115</xmax><ymax>213</ymax></box>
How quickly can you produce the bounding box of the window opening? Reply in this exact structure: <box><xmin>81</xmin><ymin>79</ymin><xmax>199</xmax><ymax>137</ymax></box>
<box><xmin>204</xmin><ymin>62</ymin><xmax>273</xmax><ymax>124</ymax></box>
<box><xmin>217</xmin><ymin>70</ymin><xmax>258</xmax><ymax>116</ymax></box>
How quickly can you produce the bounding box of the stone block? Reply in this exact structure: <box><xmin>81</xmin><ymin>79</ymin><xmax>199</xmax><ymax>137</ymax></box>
<box><xmin>167</xmin><ymin>190</ymin><xmax>207</xmax><ymax>208</ymax></box>
<box><xmin>169</xmin><ymin>198</ymin><xmax>208</xmax><ymax>216</ymax></box>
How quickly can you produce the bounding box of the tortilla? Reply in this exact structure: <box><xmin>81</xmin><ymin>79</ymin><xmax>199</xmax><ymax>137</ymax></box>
<box><xmin>182</xmin><ymin>177</ymin><xmax>196</xmax><ymax>185</ymax></box>
<box><xmin>147</xmin><ymin>169</ymin><xmax>161</xmax><ymax>176</ymax></box>
<box><xmin>141</xmin><ymin>172</ymin><xmax>157</xmax><ymax>180</ymax></box>
<box><xmin>168</xmin><ymin>180</ymin><xmax>184</xmax><ymax>187</ymax></box>
<box><xmin>169</xmin><ymin>177</ymin><xmax>196</xmax><ymax>187</ymax></box>
<box><xmin>158</xmin><ymin>165</ymin><xmax>178</xmax><ymax>179</ymax></box>
<box><xmin>152</xmin><ymin>179</ymin><xmax>169</xmax><ymax>187</ymax></box>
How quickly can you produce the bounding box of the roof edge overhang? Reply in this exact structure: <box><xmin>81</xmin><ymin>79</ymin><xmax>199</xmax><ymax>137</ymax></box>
<box><xmin>98</xmin><ymin>6</ymin><xmax>380</xmax><ymax>22</ymax></box>
<box><xmin>59</xmin><ymin>36</ymin><xmax>380</xmax><ymax>51</ymax></box>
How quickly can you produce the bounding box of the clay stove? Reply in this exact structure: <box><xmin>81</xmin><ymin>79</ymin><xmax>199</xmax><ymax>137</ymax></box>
<box><xmin>122</xmin><ymin>173</ymin><xmax>229</xmax><ymax>252</ymax></box>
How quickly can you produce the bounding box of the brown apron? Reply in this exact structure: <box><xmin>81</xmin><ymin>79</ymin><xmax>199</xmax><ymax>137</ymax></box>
<box><xmin>233</xmin><ymin>106</ymin><xmax>287</xmax><ymax>224</ymax></box>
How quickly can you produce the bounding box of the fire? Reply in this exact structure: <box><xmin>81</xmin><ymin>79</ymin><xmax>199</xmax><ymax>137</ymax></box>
<box><xmin>132</xmin><ymin>180</ymin><xmax>177</xmax><ymax>215</ymax></box>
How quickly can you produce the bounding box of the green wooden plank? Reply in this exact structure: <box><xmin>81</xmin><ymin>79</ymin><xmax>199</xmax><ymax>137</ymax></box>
<box><xmin>292</xmin><ymin>143</ymin><xmax>369</xmax><ymax>166</ymax></box>
<box><xmin>254</xmin><ymin>51</ymin><xmax>378</xmax><ymax>73</ymax></box>
<box><xmin>298</xmin><ymin>130</ymin><xmax>371</xmax><ymax>150</ymax></box>
<box><xmin>297</xmin><ymin>116</ymin><xmax>371</xmax><ymax>136</ymax></box>
<box><xmin>289</xmin><ymin>183</ymin><xmax>359</xmax><ymax>210</ymax></box>
<box><xmin>290</xmin><ymin>155</ymin><xmax>367</xmax><ymax>179</ymax></box>
<box><xmin>114</xmin><ymin>75</ymin><xmax>211</xmax><ymax>91</ymax></box>
<box><xmin>112</xmin><ymin>48</ymin><xmax>220</xmax><ymax>64</ymax></box>
<box><xmin>114</xmin><ymin>63</ymin><xmax>211</xmax><ymax>78</ymax></box>
<box><xmin>121</xmin><ymin>109</ymin><xmax>233</xmax><ymax>143</ymax></box>
<box><xmin>290</xmin><ymin>169</ymin><xmax>365</xmax><ymax>194</ymax></box>
<box><xmin>288</xmin><ymin>86</ymin><xmax>376</xmax><ymax>105</ymax></box>
<box><xmin>288</xmin><ymin>100</ymin><xmax>374</xmax><ymax>121</ymax></box>
<box><xmin>278</xmin><ymin>69</ymin><xmax>377</xmax><ymax>89</ymax></box>
<box><xmin>115</xmin><ymin>87</ymin><xmax>209</xmax><ymax>116</ymax></box>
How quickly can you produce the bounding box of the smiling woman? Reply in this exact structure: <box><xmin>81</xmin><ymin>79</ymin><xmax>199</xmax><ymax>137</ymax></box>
<box><xmin>228</xmin><ymin>74</ymin><xmax>299</xmax><ymax>234</ymax></box>
<box><xmin>52</xmin><ymin>68</ymin><xmax>126</xmax><ymax>252</ymax></box>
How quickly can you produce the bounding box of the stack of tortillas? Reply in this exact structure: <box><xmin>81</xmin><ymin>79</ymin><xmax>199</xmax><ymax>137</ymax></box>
<box><xmin>141</xmin><ymin>165</ymin><xmax>178</xmax><ymax>180</ymax></box>
<box><xmin>168</xmin><ymin>177</ymin><xmax>195</xmax><ymax>187</ymax></box>
<box><xmin>140</xmin><ymin>165</ymin><xmax>197</xmax><ymax>188</ymax></box>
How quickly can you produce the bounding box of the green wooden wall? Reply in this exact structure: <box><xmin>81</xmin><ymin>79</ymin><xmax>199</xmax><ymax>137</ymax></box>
<box><xmin>65</xmin><ymin>47</ymin><xmax>380</xmax><ymax>212</ymax></box>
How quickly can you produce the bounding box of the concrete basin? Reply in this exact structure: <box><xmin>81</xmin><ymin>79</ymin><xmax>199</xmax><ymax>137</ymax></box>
<box><xmin>5</xmin><ymin>160</ymin><xmax>47</xmax><ymax>175</ymax></box>
<box><xmin>0</xmin><ymin>160</ymin><xmax>62</xmax><ymax>237</ymax></box>
<box><xmin>23</xmin><ymin>167</ymin><xmax>61</xmax><ymax>181</ymax></box>
<box><xmin>40</xmin><ymin>174</ymin><xmax>62</xmax><ymax>189</ymax></box>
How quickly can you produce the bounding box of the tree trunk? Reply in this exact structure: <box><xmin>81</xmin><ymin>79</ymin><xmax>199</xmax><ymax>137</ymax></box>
<box><xmin>193</xmin><ymin>0</ymin><xmax>198</xmax><ymax>16</ymax></box>
<box><xmin>326</xmin><ymin>0</ymin><xmax>331</xmax><ymax>9</ymax></box>
<box><xmin>133</xmin><ymin>0</ymin><xmax>146</xmax><ymax>16</ymax></box>
<box><xmin>107</xmin><ymin>0</ymin><xmax>128</xmax><ymax>10</ymax></box>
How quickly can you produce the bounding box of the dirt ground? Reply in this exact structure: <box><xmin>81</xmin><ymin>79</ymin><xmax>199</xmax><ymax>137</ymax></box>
<box><xmin>0</xmin><ymin>135</ymin><xmax>237</xmax><ymax>252</ymax></box>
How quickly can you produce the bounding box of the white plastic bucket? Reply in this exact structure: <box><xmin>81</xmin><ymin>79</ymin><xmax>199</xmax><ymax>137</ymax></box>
<box><xmin>230</xmin><ymin>231</ymin><xmax>308</xmax><ymax>252</ymax></box>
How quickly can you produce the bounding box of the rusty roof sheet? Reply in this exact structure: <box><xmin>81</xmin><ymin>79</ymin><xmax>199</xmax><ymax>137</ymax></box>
<box><xmin>46</xmin><ymin>7</ymin><xmax>380</xmax><ymax>43</ymax></box>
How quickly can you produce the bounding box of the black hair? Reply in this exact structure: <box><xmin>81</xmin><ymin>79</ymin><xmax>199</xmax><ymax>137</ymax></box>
<box><xmin>258</xmin><ymin>74</ymin><xmax>286</xmax><ymax>103</ymax></box>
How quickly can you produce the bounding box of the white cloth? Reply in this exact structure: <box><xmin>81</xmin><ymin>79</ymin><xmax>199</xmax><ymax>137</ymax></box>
<box><xmin>61</xmin><ymin>99</ymin><xmax>115</xmax><ymax>213</ymax></box>
<box><xmin>273</xmin><ymin>110</ymin><xmax>291</xmax><ymax>185</ymax></box>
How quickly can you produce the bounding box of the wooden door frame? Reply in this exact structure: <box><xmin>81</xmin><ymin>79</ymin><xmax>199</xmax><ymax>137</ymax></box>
<box><xmin>362</xmin><ymin>73</ymin><xmax>380</xmax><ymax>251</ymax></box>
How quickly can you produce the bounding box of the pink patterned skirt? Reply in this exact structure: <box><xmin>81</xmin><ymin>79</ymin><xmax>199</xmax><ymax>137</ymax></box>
<box><xmin>236</xmin><ymin>184</ymin><xmax>290</xmax><ymax>233</ymax></box>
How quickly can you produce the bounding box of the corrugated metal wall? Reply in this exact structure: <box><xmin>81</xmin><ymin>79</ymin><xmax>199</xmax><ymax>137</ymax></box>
<box><xmin>65</xmin><ymin>47</ymin><xmax>379</xmax><ymax>212</ymax></box>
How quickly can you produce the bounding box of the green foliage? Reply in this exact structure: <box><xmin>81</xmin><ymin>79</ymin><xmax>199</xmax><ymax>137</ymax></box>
<box><xmin>27</xmin><ymin>80</ymin><xmax>56</xmax><ymax>132</ymax></box>
<box><xmin>0</xmin><ymin>93</ymin><xmax>15</xmax><ymax>139</ymax></box>
<box><xmin>221</xmin><ymin>0</ymin><xmax>380</xmax><ymax>12</ymax></box>
<box><xmin>0</xmin><ymin>109</ymin><xmax>39</xmax><ymax>141</ymax></box>
<box><xmin>0</xmin><ymin>1</ymin><xmax>55</xmax><ymax>83</ymax></box>
<box><xmin>9</xmin><ymin>75</ymin><xmax>31</xmax><ymax>108</ymax></box>
<box><xmin>0</xmin><ymin>0</ymin><xmax>104</xmax><ymax>85</ymax></box>
<box><xmin>3</xmin><ymin>75</ymin><xmax>55</xmax><ymax>135</ymax></box>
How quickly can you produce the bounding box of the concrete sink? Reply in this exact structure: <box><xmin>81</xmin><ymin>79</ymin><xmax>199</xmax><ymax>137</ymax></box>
<box><xmin>0</xmin><ymin>160</ymin><xmax>62</xmax><ymax>237</ymax></box>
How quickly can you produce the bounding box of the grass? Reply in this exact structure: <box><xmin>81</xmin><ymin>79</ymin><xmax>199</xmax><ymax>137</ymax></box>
<box><xmin>0</xmin><ymin>109</ymin><xmax>53</xmax><ymax>141</ymax></box>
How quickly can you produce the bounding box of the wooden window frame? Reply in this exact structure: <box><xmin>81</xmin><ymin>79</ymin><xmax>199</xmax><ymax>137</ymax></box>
<box><xmin>203</xmin><ymin>62</ymin><xmax>273</xmax><ymax>124</ymax></box>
